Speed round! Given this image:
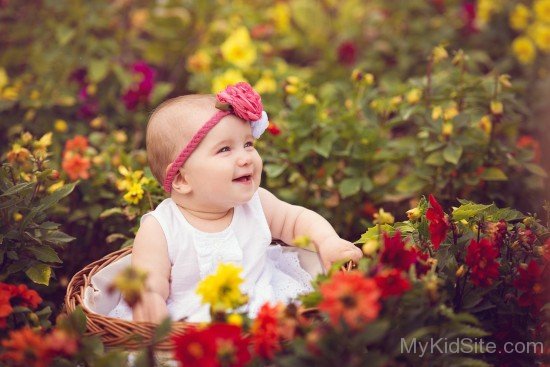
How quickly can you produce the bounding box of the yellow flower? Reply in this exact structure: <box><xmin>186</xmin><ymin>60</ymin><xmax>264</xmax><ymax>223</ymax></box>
<box><xmin>478</xmin><ymin>115</ymin><xmax>492</xmax><ymax>135</ymax></box>
<box><xmin>0</xmin><ymin>67</ymin><xmax>8</xmax><ymax>89</ymax></box>
<box><xmin>512</xmin><ymin>36</ymin><xmax>536</xmax><ymax>64</ymax></box>
<box><xmin>111</xmin><ymin>266</ymin><xmax>148</xmax><ymax>307</ymax></box>
<box><xmin>284</xmin><ymin>84</ymin><xmax>298</xmax><ymax>95</ymax></box>
<box><xmin>48</xmin><ymin>180</ymin><xmax>65</xmax><ymax>193</ymax></box>
<box><xmin>254</xmin><ymin>73</ymin><xmax>277</xmax><ymax>94</ymax></box>
<box><xmin>21</xmin><ymin>132</ymin><xmax>33</xmax><ymax>144</ymax></box>
<box><xmin>221</xmin><ymin>27</ymin><xmax>257</xmax><ymax>69</ymax></box>
<box><xmin>442</xmin><ymin>122</ymin><xmax>453</xmax><ymax>137</ymax></box>
<box><xmin>443</xmin><ymin>106</ymin><xmax>459</xmax><ymax>121</ymax></box>
<box><xmin>303</xmin><ymin>94</ymin><xmax>317</xmax><ymax>105</ymax></box>
<box><xmin>534</xmin><ymin>0</ymin><xmax>550</xmax><ymax>23</ymax></box>
<box><xmin>292</xmin><ymin>235</ymin><xmax>311</xmax><ymax>248</ymax></box>
<box><xmin>390</xmin><ymin>96</ymin><xmax>402</xmax><ymax>106</ymax></box>
<box><xmin>533</xmin><ymin>23</ymin><xmax>550</xmax><ymax>52</ymax></box>
<box><xmin>362</xmin><ymin>239</ymin><xmax>380</xmax><ymax>256</ymax></box>
<box><xmin>13</xmin><ymin>212</ymin><xmax>23</xmax><ymax>222</ymax></box>
<box><xmin>7</xmin><ymin>143</ymin><xmax>30</xmax><ymax>163</ymax></box>
<box><xmin>373</xmin><ymin>208</ymin><xmax>395</xmax><ymax>225</ymax></box>
<box><xmin>212</xmin><ymin>69</ymin><xmax>246</xmax><ymax>93</ymax></box>
<box><xmin>227</xmin><ymin>313</ymin><xmax>244</xmax><ymax>326</ymax></box>
<box><xmin>123</xmin><ymin>182</ymin><xmax>144</xmax><ymax>205</ymax></box>
<box><xmin>196</xmin><ymin>263</ymin><xmax>248</xmax><ymax>311</ymax></box>
<box><xmin>509</xmin><ymin>4</ymin><xmax>531</xmax><ymax>31</ymax></box>
<box><xmin>117</xmin><ymin>166</ymin><xmax>149</xmax><ymax>191</ymax></box>
<box><xmin>54</xmin><ymin>119</ymin><xmax>68</xmax><ymax>133</ymax></box>
<box><xmin>1</xmin><ymin>87</ymin><xmax>18</xmax><ymax>101</ymax></box>
<box><xmin>476</xmin><ymin>0</ymin><xmax>502</xmax><ymax>28</ymax></box>
<box><xmin>269</xmin><ymin>2</ymin><xmax>291</xmax><ymax>33</ymax></box>
<box><xmin>498</xmin><ymin>74</ymin><xmax>512</xmax><ymax>88</ymax></box>
<box><xmin>90</xmin><ymin>116</ymin><xmax>105</xmax><ymax>129</ymax></box>
<box><xmin>406</xmin><ymin>88</ymin><xmax>422</xmax><ymax>104</ymax></box>
<box><xmin>114</xmin><ymin>130</ymin><xmax>127</xmax><ymax>143</ymax></box>
<box><xmin>490</xmin><ymin>100</ymin><xmax>503</xmax><ymax>115</ymax></box>
<box><xmin>432</xmin><ymin>106</ymin><xmax>443</xmax><ymax>120</ymax></box>
<box><xmin>406</xmin><ymin>207</ymin><xmax>421</xmax><ymax>221</ymax></box>
<box><xmin>286</xmin><ymin>76</ymin><xmax>300</xmax><ymax>85</ymax></box>
<box><xmin>431</xmin><ymin>45</ymin><xmax>448</xmax><ymax>64</ymax></box>
<box><xmin>187</xmin><ymin>50</ymin><xmax>212</xmax><ymax>73</ymax></box>
<box><xmin>30</xmin><ymin>90</ymin><xmax>40</xmax><ymax>100</ymax></box>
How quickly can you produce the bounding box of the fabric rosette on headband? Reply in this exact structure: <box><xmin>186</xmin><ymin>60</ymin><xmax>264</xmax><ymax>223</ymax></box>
<box><xmin>215</xmin><ymin>82</ymin><xmax>269</xmax><ymax>139</ymax></box>
<box><xmin>162</xmin><ymin>82</ymin><xmax>269</xmax><ymax>193</ymax></box>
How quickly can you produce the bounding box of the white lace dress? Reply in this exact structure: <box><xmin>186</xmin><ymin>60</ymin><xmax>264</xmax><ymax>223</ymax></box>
<box><xmin>108</xmin><ymin>190</ymin><xmax>313</xmax><ymax>322</ymax></box>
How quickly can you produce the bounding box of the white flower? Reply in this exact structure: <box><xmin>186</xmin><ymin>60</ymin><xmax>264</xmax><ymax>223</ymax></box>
<box><xmin>250</xmin><ymin>110</ymin><xmax>269</xmax><ymax>139</ymax></box>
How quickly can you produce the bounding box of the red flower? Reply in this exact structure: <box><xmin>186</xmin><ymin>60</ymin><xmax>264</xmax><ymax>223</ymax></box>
<box><xmin>412</xmin><ymin>246</ymin><xmax>431</xmax><ymax>276</ymax></box>
<box><xmin>172</xmin><ymin>324</ymin><xmax>250</xmax><ymax>367</ymax></box>
<box><xmin>122</xmin><ymin>61</ymin><xmax>156</xmax><ymax>110</ymax></box>
<box><xmin>465</xmin><ymin>238</ymin><xmax>500</xmax><ymax>287</ymax></box>
<box><xmin>461</xmin><ymin>1</ymin><xmax>478</xmax><ymax>35</ymax></box>
<box><xmin>517</xmin><ymin>135</ymin><xmax>541</xmax><ymax>163</ymax></box>
<box><xmin>62</xmin><ymin>152</ymin><xmax>91</xmax><ymax>181</ymax></box>
<box><xmin>426</xmin><ymin>194</ymin><xmax>449</xmax><ymax>249</ymax></box>
<box><xmin>380</xmin><ymin>231</ymin><xmax>418</xmax><ymax>271</ymax></box>
<box><xmin>374</xmin><ymin>268</ymin><xmax>411</xmax><ymax>299</ymax></box>
<box><xmin>64</xmin><ymin>135</ymin><xmax>88</xmax><ymax>154</ymax></box>
<box><xmin>0</xmin><ymin>283</ymin><xmax>42</xmax><ymax>328</ymax></box>
<box><xmin>14</xmin><ymin>284</ymin><xmax>42</xmax><ymax>309</ymax></box>
<box><xmin>266</xmin><ymin>122</ymin><xmax>281</xmax><ymax>136</ymax></box>
<box><xmin>319</xmin><ymin>271</ymin><xmax>381</xmax><ymax>329</ymax></box>
<box><xmin>0</xmin><ymin>327</ymin><xmax>48</xmax><ymax>367</ymax></box>
<box><xmin>513</xmin><ymin>260</ymin><xmax>546</xmax><ymax>312</ymax></box>
<box><xmin>251</xmin><ymin>303</ymin><xmax>281</xmax><ymax>360</ymax></box>
<box><xmin>337</xmin><ymin>41</ymin><xmax>357</xmax><ymax>66</ymax></box>
<box><xmin>485</xmin><ymin>220</ymin><xmax>507</xmax><ymax>247</ymax></box>
<box><xmin>217</xmin><ymin>82</ymin><xmax>263</xmax><ymax>121</ymax></box>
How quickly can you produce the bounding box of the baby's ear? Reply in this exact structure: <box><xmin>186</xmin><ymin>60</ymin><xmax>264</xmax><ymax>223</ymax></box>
<box><xmin>167</xmin><ymin>164</ymin><xmax>192</xmax><ymax>194</ymax></box>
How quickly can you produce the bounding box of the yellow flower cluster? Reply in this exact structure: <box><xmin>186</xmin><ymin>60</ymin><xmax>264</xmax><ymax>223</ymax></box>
<box><xmin>510</xmin><ymin>0</ymin><xmax>550</xmax><ymax>64</ymax></box>
<box><xmin>196</xmin><ymin>263</ymin><xmax>248</xmax><ymax>312</ymax></box>
<box><xmin>476</xmin><ymin>0</ymin><xmax>503</xmax><ymax>28</ymax></box>
<box><xmin>220</xmin><ymin>26</ymin><xmax>257</xmax><ymax>69</ymax></box>
<box><xmin>116</xmin><ymin>166</ymin><xmax>150</xmax><ymax>205</ymax></box>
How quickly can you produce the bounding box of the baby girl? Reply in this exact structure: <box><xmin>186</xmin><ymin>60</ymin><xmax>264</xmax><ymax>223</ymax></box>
<box><xmin>109</xmin><ymin>82</ymin><xmax>362</xmax><ymax>323</ymax></box>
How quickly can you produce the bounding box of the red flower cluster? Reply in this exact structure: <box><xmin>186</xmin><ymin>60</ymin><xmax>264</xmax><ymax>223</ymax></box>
<box><xmin>485</xmin><ymin>220</ymin><xmax>507</xmax><ymax>247</ymax></box>
<box><xmin>318</xmin><ymin>271</ymin><xmax>381</xmax><ymax>330</ymax></box>
<box><xmin>62</xmin><ymin>135</ymin><xmax>91</xmax><ymax>181</ymax></box>
<box><xmin>251</xmin><ymin>303</ymin><xmax>282</xmax><ymax>360</ymax></box>
<box><xmin>266</xmin><ymin>122</ymin><xmax>281</xmax><ymax>136</ymax></box>
<box><xmin>0</xmin><ymin>327</ymin><xmax>77</xmax><ymax>367</ymax></box>
<box><xmin>513</xmin><ymin>260</ymin><xmax>548</xmax><ymax>313</ymax></box>
<box><xmin>380</xmin><ymin>231</ymin><xmax>417</xmax><ymax>271</ymax></box>
<box><xmin>337</xmin><ymin>41</ymin><xmax>357</xmax><ymax>66</ymax></box>
<box><xmin>374</xmin><ymin>268</ymin><xmax>411</xmax><ymax>299</ymax></box>
<box><xmin>426</xmin><ymin>195</ymin><xmax>449</xmax><ymax>249</ymax></box>
<box><xmin>122</xmin><ymin>61</ymin><xmax>156</xmax><ymax>110</ymax></box>
<box><xmin>172</xmin><ymin>323</ymin><xmax>250</xmax><ymax>367</ymax></box>
<box><xmin>0</xmin><ymin>283</ymin><xmax>42</xmax><ymax>328</ymax></box>
<box><xmin>465</xmin><ymin>238</ymin><xmax>500</xmax><ymax>287</ymax></box>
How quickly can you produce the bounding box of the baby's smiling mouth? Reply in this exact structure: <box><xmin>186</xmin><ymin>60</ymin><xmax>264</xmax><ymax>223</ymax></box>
<box><xmin>233</xmin><ymin>174</ymin><xmax>252</xmax><ymax>183</ymax></box>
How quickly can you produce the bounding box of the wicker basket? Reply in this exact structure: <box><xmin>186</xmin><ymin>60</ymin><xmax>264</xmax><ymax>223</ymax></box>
<box><xmin>65</xmin><ymin>245</ymin><xmax>353</xmax><ymax>350</ymax></box>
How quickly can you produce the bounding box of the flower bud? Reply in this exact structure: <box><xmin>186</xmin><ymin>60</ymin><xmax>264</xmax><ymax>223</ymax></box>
<box><xmin>523</xmin><ymin>217</ymin><xmax>536</xmax><ymax>227</ymax></box>
<box><xmin>490</xmin><ymin>100</ymin><xmax>503</xmax><ymax>115</ymax></box>
<box><xmin>455</xmin><ymin>265</ymin><xmax>466</xmax><ymax>278</ymax></box>
<box><xmin>48</xmin><ymin>170</ymin><xmax>60</xmax><ymax>180</ymax></box>
<box><xmin>286</xmin><ymin>76</ymin><xmax>300</xmax><ymax>85</ymax></box>
<box><xmin>28</xmin><ymin>312</ymin><xmax>39</xmax><ymax>324</ymax></box>
<box><xmin>406</xmin><ymin>88</ymin><xmax>422</xmax><ymax>104</ymax></box>
<box><xmin>284</xmin><ymin>84</ymin><xmax>298</xmax><ymax>95</ymax></box>
<box><xmin>303</xmin><ymin>94</ymin><xmax>317</xmax><ymax>105</ymax></box>
<box><xmin>362</xmin><ymin>239</ymin><xmax>380</xmax><ymax>256</ymax></box>
<box><xmin>54</xmin><ymin>119</ymin><xmax>68</xmax><ymax>133</ymax></box>
<box><xmin>373</xmin><ymin>208</ymin><xmax>395</xmax><ymax>225</ymax></box>
<box><xmin>13</xmin><ymin>212</ymin><xmax>23</xmax><ymax>222</ymax></box>
<box><xmin>498</xmin><ymin>74</ymin><xmax>512</xmax><ymax>88</ymax></box>
<box><xmin>442</xmin><ymin>122</ymin><xmax>453</xmax><ymax>137</ymax></box>
<box><xmin>227</xmin><ymin>313</ymin><xmax>243</xmax><ymax>326</ymax></box>
<box><xmin>114</xmin><ymin>130</ymin><xmax>127</xmax><ymax>143</ymax></box>
<box><xmin>406</xmin><ymin>207</ymin><xmax>421</xmax><ymax>221</ymax></box>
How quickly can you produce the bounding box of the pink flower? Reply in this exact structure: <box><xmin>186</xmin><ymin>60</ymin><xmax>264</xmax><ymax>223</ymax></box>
<box><xmin>122</xmin><ymin>61</ymin><xmax>156</xmax><ymax>110</ymax></box>
<box><xmin>337</xmin><ymin>41</ymin><xmax>357</xmax><ymax>66</ymax></box>
<box><xmin>217</xmin><ymin>82</ymin><xmax>263</xmax><ymax>121</ymax></box>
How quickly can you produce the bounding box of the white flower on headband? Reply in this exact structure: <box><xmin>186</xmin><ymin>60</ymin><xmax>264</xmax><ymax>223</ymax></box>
<box><xmin>250</xmin><ymin>111</ymin><xmax>269</xmax><ymax>139</ymax></box>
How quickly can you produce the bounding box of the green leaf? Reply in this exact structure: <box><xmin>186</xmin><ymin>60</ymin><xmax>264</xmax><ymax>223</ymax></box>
<box><xmin>43</xmin><ymin>230</ymin><xmax>75</xmax><ymax>244</ymax></box>
<box><xmin>479</xmin><ymin>167</ymin><xmax>507</xmax><ymax>181</ymax></box>
<box><xmin>339</xmin><ymin>178</ymin><xmax>361</xmax><ymax>198</ymax></box>
<box><xmin>358</xmin><ymin>319</ymin><xmax>390</xmax><ymax>344</ymax></box>
<box><xmin>355</xmin><ymin>224</ymin><xmax>394</xmax><ymax>244</ymax></box>
<box><xmin>425</xmin><ymin>151</ymin><xmax>445</xmax><ymax>166</ymax></box>
<box><xmin>99</xmin><ymin>207</ymin><xmax>124</xmax><ymax>219</ymax></box>
<box><xmin>89</xmin><ymin>59</ymin><xmax>110</xmax><ymax>83</ymax></box>
<box><xmin>524</xmin><ymin>163</ymin><xmax>548</xmax><ymax>177</ymax></box>
<box><xmin>362</xmin><ymin>177</ymin><xmax>373</xmax><ymax>192</ymax></box>
<box><xmin>153</xmin><ymin>317</ymin><xmax>173</xmax><ymax>344</ymax></box>
<box><xmin>443</xmin><ymin>143</ymin><xmax>463</xmax><ymax>165</ymax></box>
<box><xmin>151</xmin><ymin>82</ymin><xmax>174</xmax><ymax>105</ymax></box>
<box><xmin>25</xmin><ymin>264</ymin><xmax>52</xmax><ymax>285</ymax></box>
<box><xmin>264</xmin><ymin>164</ymin><xmax>287</xmax><ymax>178</ymax></box>
<box><xmin>71</xmin><ymin>306</ymin><xmax>88</xmax><ymax>335</ymax></box>
<box><xmin>27</xmin><ymin>246</ymin><xmax>62</xmax><ymax>263</ymax></box>
<box><xmin>396</xmin><ymin>173</ymin><xmax>426</xmax><ymax>193</ymax></box>
<box><xmin>55</xmin><ymin>26</ymin><xmax>76</xmax><ymax>45</ymax></box>
<box><xmin>0</xmin><ymin>182</ymin><xmax>34</xmax><ymax>197</ymax></box>
<box><xmin>485</xmin><ymin>207</ymin><xmax>524</xmax><ymax>221</ymax></box>
<box><xmin>452</xmin><ymin>202</ymin><xmax>493</xmax><ymax>221</ymax></box>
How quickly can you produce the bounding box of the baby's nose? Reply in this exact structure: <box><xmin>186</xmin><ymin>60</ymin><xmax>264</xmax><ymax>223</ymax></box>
<box><xmin>236</xmin><ymin>152</ymin><xmax>252</xmax><ymax>166</ymax></box>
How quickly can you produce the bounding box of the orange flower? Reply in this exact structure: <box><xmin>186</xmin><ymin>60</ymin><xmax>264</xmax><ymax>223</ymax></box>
<box><xmin>64</xmin><ymin>135</ymin><xmax>88</xmax><ymax>153</ymax></box>
<box><xmin>0</xmin><ymin>327</ymin><xmax>49</xmax><ymax>367</ymax></box>
<box><xmin>319</xmin><ymin>271</ymin><xmax>381</xmax><ymax>330</ymax></box>
<box><xmin>516</xmin><ymin>135</ymin><xmax>541</xmax><ymax>163</ymax></box>
<box><xmin>13</xmin><ymin>284</ymin><xmax>42</xmax><ymax>309</ymax></box>
<box><xmin>62</xmin><ymin>152</ymin><xmax>90</xmax><ymax>180</ymax></box>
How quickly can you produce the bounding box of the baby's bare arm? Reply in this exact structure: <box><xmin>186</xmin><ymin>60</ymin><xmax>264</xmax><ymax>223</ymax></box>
<box><xmin>131</xmin><ymin>216</ymin><xmax>171</xmax><ymax>322</ymax></box>
<box><xmin>258</xmin><ymin>188</ymin><xmax>362</xmax><ymax>269</ymax></box>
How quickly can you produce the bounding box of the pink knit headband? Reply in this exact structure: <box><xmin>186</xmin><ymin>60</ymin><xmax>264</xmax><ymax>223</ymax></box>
<box><xmin>163</xmin><ymin>82</ymin><xmax>269</xmax><ymax>193</ymax></box>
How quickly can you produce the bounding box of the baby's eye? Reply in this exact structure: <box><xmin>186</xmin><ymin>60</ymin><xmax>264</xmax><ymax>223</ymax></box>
<box><xmin>217</xmin><ymin>146</ymin><xmax>230</xmax><ymax>153</ymax></box>
<box><xmin>244</xmin><ymin>141</ymin><xmax>254</xmax><ymax>148</ymax></box>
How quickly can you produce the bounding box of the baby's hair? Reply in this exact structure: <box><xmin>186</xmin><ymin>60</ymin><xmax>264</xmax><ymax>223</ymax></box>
<box><xmin>146</xmin><ymin>94</ymin><xmax>216</xmax><ymax>185</ymax></box>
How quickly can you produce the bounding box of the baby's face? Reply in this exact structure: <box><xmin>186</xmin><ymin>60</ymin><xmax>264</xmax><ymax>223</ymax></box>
<box><xmin>181</xmin><ymin>115</ymin><xmax>263</xmax><ymax>210</ymax></box>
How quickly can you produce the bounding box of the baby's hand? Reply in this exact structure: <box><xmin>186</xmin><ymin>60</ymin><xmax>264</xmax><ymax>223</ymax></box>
<box><xmin>133</xmin><ymin>291</ymin><xmax>169</xmax><ymax>323</ymax></box>
<box><xmin>317</xmin><ymin>235</ymin><xmax>363</xmax><ymax>271</ymax></box>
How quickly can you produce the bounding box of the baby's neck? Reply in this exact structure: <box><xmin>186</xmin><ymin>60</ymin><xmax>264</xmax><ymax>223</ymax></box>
<box><xmin>175</xmin><ymin>202</ymin><xmax>234</xmax><ymax>233</ymax></box>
